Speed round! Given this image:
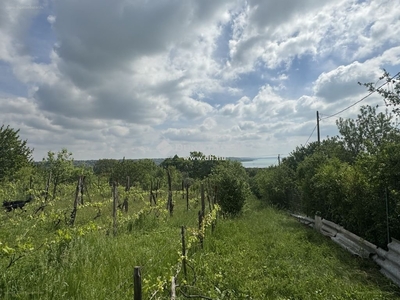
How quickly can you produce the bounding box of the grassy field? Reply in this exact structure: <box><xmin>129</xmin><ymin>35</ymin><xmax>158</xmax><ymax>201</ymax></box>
<box><xmin>1</xmin><ymin>188</ymin><xmax>400</xmax><ymax>299</ymax></box>
<box><xmin>188</xmin><ymin>198</ymin><xmax>400</xmax><ymax>299</ymax></box>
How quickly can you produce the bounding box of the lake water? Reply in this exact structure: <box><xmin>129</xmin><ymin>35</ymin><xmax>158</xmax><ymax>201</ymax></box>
<box><xmin>241</xmin><ymin>158</ymin><xmax>277</xmax><ymax>168</ymax></box>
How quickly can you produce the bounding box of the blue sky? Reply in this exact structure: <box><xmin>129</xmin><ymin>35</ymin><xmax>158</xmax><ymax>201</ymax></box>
<box><xmin>1</xmin><ymin>0</ymin><xmax>400</xmax><ymax>160</ymax></box>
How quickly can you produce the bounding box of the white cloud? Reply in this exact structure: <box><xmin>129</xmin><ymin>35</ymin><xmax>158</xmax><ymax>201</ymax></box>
<box><xmin>0</xmin><ymin>0</ymin><xmax>399</xmax><ymax>159</ymax></box>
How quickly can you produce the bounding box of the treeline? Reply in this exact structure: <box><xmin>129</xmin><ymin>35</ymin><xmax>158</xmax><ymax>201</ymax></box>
<box><xmin>0</xmin><ymin>128</ymin><xmax>250</xmax><ymax>216</ymax></box>
<box><xmin>92</xmin><ymin>151</ymin><xmax>224</xmax><ymax>189</ymax></box>
<box><xmin>252</xmin><ymin>104</ymin><xmax>400</xmax><ymax>248</ymax></box>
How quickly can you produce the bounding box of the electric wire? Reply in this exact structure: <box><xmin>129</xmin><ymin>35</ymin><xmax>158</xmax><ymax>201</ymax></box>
<box><xmin>321</xmin><ymin>71</ymin><xmax>400</xmax><ymax>120</ymax></box>
<box><xmin>304</xmin><ymin>124</ymin><xmax>317</xmax><ymax>146</ymax></box>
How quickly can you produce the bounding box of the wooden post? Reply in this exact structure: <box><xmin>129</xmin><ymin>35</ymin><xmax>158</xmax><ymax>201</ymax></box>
<box><xmin>80</xmin><ymin>176</ymin><xmax>85</xmax><ymax>205</ymax></box>
<box><xmin>70</xmin><ymin>176</ymin><xmax>82</xmax><ymax>226</ymax></box>
<box><xmin>149</xmin><ymin>180</ymin><xmax>157</xmax><ymax>206</ymax></box>
<box><xmin>171</xmin><ymin>276</ymin><xmax>176</xmax><ymax>300</ymax></box>
<box><xmin>44</xmin><ymin>172</ymin><xmax>51</xmax><ymax>202</ymax></box>
<box><xmin>181</xmin><ymin>226</ymin><xmax>187</xmax><ymax>281</ymax></box>
<box><xmin>126</xmin><ymin>176</ymin><xmax>130</xmax><ymax>192</ymax></box>
<box><xmin>213</xmin><ymin>185</ymin><xmax>218</xmax><ymax>232</ymax></box>
<box><xmin>113</xmin><ymin>182</ymin><xmax>118</xmax><ymax>236</ymax></box>
<box><xmin>122</xmin><ymin>176</ymin><xmax>129</xmax><ymax>212</ymax></box>
<box><xmin>186</xmin><ymin>183</ymin><xmax>189</xmax><ymax>211</ymax></box>
<box><xmin>201</xmin><ymin>183</ymin><xmax>205</xmax><ymax>217</ymax></box>
<box><xmin>156</xmin><ymin>179</ymin><xmax>160</xmax><ymax>199</ymax></box>
<box><xmin>167</xmin><ymin>168</ymin><xmax>173</xmax><ymax>216</ymax></box>
<box><xmin>133</xmin><ymin>266</ymin><xmax>142</xmax><ymax>300</ymax></box>
<box><xmin>149</xmin><ymin>181</ymin><xmax>153</xmax><ymax>206</ymax></box>
<box><xmin>206</xmin><ymin>189</ymin><xmax>212</xmax><ymax>212</ymax></box>
<box><xmin>198</xmin><ymin>211</ymin><xmax>203</xmax><ymax>249</ymax></box>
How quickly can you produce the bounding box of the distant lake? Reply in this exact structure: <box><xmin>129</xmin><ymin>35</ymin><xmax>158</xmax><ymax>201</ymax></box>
<box><xmin>241</xmin><ymin>158</ymin><xmax>277</xmax><ymax>168</ymax></box>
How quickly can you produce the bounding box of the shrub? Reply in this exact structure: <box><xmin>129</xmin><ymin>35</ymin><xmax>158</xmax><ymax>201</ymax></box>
<box><xmin>210</xmin><ymin>161</ymin><xmax>250</xmax><ymax>216</ymax></box>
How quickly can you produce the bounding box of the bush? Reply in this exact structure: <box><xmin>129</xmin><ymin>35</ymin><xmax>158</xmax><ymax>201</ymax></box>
<box><xmin>0</xmin><ymin>125</ymin><xmax>33</xmax><ymax>181</ymax></box>
<box><xmin>210</xmin><ymin>161</ymin><xmax>250</xmax><ymax>216</ymax></box>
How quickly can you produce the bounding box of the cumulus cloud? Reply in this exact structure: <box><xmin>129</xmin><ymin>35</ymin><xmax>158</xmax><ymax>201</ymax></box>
<box><xmin>0</xmin><ymin>0</ymin><xmax>399</xmax><ymax>159</ymax></box>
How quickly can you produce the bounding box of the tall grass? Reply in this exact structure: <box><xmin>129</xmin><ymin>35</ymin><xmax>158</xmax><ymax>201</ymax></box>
<box><xmin>1</xmin><ymin>186</ymin><xmax>399</xmax><ymax>299</ymax></box>
<box><xmin>184</xmin><ymin>198</ymin><xmax>400</xmax><ymax>299</ymax></box>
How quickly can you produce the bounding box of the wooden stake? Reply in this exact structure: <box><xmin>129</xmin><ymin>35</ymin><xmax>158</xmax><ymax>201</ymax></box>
<box><xmin>113</xmin><ymin>182</ymin><xmax>118</xmax><ymax>236</ymax></box>
<box><xmin>198</xmin><ymin>211</ymin><xmax>203</xmax><ymax>249</ymax></box>
<box><xmin>181</xmin><ymin>226</ymin><xmax>187</xmax><ymax>281</ymax></box>
<box><xmin>201</xmin><ymin>183</ymin><xmax>205</xmax><ymax>217</ymax></box>
<box><xmin>167</xmin><ymin>168</ymin><xmax>173</xmax><ymax>216</ymax></box>
<box><xmin>171</xmin><ymin>276</ymin><xmax>176</xmax><ymax>300</ymax></box>
<box><xmin>186</xmin><ymin>183</ymin><xmax>189</xmax><ymax>211</ymax></box>
<box><xmin>134</xmin><ymin>266</ymin><xmax>142</xmax><ymax>300</ymax></box>
<box><xmin>80</xmin><ymin>176</ymin><xmax>85</xmax><ymax>205</ymax></box>
<box><xmin>70</xmin><ymin>176</ymin><xmax>82</xmax><ymax>226</ymax></box>
<box><xmin>44</xmin><ymin>171</ymin><xmax>51</xmax><ymax>202</ymax></box>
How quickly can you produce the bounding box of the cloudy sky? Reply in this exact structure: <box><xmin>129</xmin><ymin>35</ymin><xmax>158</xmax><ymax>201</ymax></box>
<box><xmin>1</xmin><ymin>0</ymin><xmax>400</xmax><ymax>161</ymax></box>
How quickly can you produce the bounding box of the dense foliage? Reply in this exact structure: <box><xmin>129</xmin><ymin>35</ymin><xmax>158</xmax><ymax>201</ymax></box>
<box><xmin>0</xmin><ymin>125</ymin><xmax>33</xmax><ymax>182</ymax></box>
<box><xmin>254</xmin><ymin>72</ymin><xmax>400</xmax><ymax>248</ymax></box>
<box><xmin>210</xmin><ymin>160</ymin><xmax>250</xmax><ymax>216</ymax></box>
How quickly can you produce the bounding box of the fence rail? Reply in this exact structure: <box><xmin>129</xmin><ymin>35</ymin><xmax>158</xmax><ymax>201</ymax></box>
<box><xmin>291</xmin><ymin>213</ymin><xmax>400</xmax><ymax>288</ymax></box>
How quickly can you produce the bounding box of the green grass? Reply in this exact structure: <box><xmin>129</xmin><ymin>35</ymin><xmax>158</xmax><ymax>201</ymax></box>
<box><xmin>183</xmin><ymin>198</ymin><xmax>400</xmax><ymax>299</ymax></box>
<box><xmin>1</xmin><ymin>188</ymin><xmax>400</xmax><ymax>299</ymax></box>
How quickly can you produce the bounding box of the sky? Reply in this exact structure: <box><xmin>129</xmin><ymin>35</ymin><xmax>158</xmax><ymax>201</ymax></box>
<box><xmin>1</xmin><ymin>0</ymin><xmax>400</xmax><ymax>161</ymax></box>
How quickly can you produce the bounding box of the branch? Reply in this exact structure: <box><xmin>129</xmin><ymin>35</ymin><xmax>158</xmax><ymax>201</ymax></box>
<box><xmin>6</xmin><ymin>254</ymin><xmax>24</xmax><ymax>269</ymax></box>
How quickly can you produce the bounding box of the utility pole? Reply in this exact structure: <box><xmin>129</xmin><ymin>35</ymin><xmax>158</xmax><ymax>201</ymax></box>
<box><xmin>278</xmin><ymin>154</ymin><xmax>281</xmax><ymax>166</ymax></box>
<box><xmin>316</xmin><ymin>111</ymin><xmax>320</xmax><ymax>145</ymax></box>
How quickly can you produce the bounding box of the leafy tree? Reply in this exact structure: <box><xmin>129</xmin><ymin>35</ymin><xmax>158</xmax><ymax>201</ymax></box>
<box><xmin>134</xmin><ymin>159</ymin><xmax>159</xmax><ymax>189</ymax></box>
<box><xmin>161</xmin><ymin>152</ymin><xmax>222</xmax><ymax>180</ymax></box>
<box><xmin>296</xmin><ymin>151</ymin><xmax>329</xmax><ymax>217</ymax></box>
<box><xmin>210</xmin><ymin>161</ymin><xmax>250</xmax><ymax>216</ymax></box>
<box><xmin>282</xmin><ymin>141</ymin><xmax>320</xmax><ymax>172</ymax></box>
<box><xmin>93</xmin><ymin>159</ymin><xmax>119</xmax><ymax>178</ymax></box>
<box><xmin>160</xmin><ymin>154</ymin><xmax>192</xmax><ymax>172</ymax></box>
<box><xmin>0</xmin><ymin>125</ymin><xmax>33</xmax><ymax>181</ymax></box>
<box><xmin>336</xmin><ymin>105</ymin><xmax>399</xmax><ymax>159</ymax></box>
<box><xmin>359</xmin><ymin>70</ymin><xmax>400</xmax><ymax>116</ymax></box>
<box><xmin>312</xmin><ymin>158</ymin><xmax>351</xmax><ymax>223</ymax></box>
<box><xmin>354</xmin><ymin>142</ymin><xmax>400</xmax><ymax>245</ymax></box>
<box><xmin>40</xmin><ymin>148</ymin><xmax>76</xmax><ymax>199</ymax></box>
<box><xmin>255</xmin><ymin>164</ymin><xmax>298</xmax><ymax>210</ymax></box>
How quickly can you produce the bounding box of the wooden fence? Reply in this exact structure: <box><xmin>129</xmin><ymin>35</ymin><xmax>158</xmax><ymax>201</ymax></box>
<box><xmin>291</xmin><ymin>214</ymin><xmax>400</xmax><ymax>288</ymax></box>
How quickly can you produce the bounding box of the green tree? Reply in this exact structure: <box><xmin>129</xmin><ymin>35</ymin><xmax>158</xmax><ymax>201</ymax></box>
<box><xmin>0</xmin><ymin>125</ymin><xmax>33</xmax><ymax>181</ymax></box>
<box><xmin>40</xmin><ymin>148</ymin><xmax>76</xmax><ymax>199</ymax></box>
<box><xmin>359</xmin><ymin>70</ymin><xmax>400</xmax><ymax>116</ymax></box>
<box><xmin>296</xmin><ymin>151</ymin><xmax>329</xmax><ymax>217</ymax></box>
<box><xmin>282</xmin><ymin>141</ymin><xmax>320</xmax><ymax>172</ymax></box>
<box><xmin>160</xmin><ymin>154</ymin><xmax>192</xmax><ymax>172</ymax></box>
<box><xmin>93</xmin><ymin>159</ymin><xmax>119</xmax><ymax>178</ymax></box>
<box><xmin>255</xmin><ymin>164</ymin><xmax>298</xmax><ymax>210</ymax></box>
<box><xmin>312</xmin><ymin>158</ymin><xmax>351</xmax><ymax>223</ymax></box>
<box><xmin>210</xmin><ymin>161</ymin><xmax>250</xmax><ymax>216</ymax></box>
<box><xmin>336</xmin><ymin>105</ymin><xmax>398</xmax><ymax>159</ymax></box>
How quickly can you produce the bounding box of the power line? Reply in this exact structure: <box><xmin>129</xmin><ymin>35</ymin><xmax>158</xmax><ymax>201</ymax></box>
<box><xmin>304</xmin><ymin>124</ymin><xmax>317</xmax><ymax>145</ymax></box>
<box><xmin>321</xmin><ymin>71</ymin><xmax>400</xmax><ymax>120</ymax></box>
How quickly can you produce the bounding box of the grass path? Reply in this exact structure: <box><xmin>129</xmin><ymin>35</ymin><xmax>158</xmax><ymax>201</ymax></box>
<box><xmin>187</xmin><ymin>198</ymin><xmax>400</xmax><ymax>299</ymax></box>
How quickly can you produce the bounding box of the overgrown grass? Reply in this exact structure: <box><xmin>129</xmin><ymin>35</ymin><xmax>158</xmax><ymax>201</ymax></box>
<box><xmin>184</xmin><ymin>198</ymin><xmax>400</xmax><ymax>299</ymax></box>
<box><xmin>1</xmin><ymin>189</ymin><xmax>400</xmax><ymax>299</ymax></box>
